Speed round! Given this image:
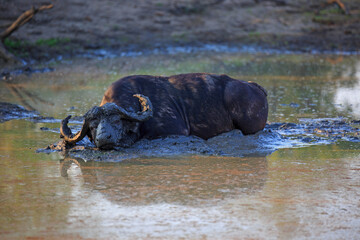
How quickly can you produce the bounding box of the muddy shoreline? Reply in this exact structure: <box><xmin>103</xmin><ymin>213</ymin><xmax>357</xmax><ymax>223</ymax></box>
<box><xmin>0</xmin><ymin>0</ymin><xmax>359</xmax><ymax>66</ymax></box>
<box><xmin>38</xmin><ymin>117</ymin><xmax>360</xmax><ymax>161</ymax></box>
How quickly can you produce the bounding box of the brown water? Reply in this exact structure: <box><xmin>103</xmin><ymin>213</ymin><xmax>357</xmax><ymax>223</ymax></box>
<box><xmin>1</xmin><ymin>52</ymin><xmax>360</xmax><ymax>239</ymax></box>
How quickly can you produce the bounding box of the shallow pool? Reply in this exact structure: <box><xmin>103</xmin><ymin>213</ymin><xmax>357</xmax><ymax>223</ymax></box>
<box><xmin>0</xmin><ymin>52</ymin><xmax>359</xmax><ymax>239</ymax></box>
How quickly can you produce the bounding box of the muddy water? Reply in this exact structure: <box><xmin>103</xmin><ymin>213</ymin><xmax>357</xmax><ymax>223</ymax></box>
<box><xmin>1</xmin><ymin>52</ymin><xmax>360</xmax><ymax>239</ymax></box>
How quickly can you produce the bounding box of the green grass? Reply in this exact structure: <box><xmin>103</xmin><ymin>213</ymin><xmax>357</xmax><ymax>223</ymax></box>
<box><xmin>35</xmin><ymin>38</ymin><xmax>70</xmax><ymax>47</ymax></box>
<box><xmin>3</xmin><ymin>39</ymin><xmax>26</xmax><ymax>48</ymax></box>
<box><xmin>248</xmin><ymin>31</ymin><xmax>261</xmax><ymax>39</ymax></box>
<box><xmin>4</xmin><ymin>37</ymin><xmax>71</xmax><ymax>49</ymax></box>
<box><xmin>318</xmin><ymin>7</ymin><xmax>344</xmax><ymax>15</ymax></box>
<box><xmin>171</xmin><ymin>32</ymin><xmax>188</xmax><ymax>42</ymax></box>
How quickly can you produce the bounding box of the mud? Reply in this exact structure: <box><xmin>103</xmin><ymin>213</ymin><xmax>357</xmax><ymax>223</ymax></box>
<box><xmin>40</xmin><ymin>131</ymin><xmax>279</xmax><ymax>160</ymax></box>
<box><xmin>0</xmin><ymin>101</ymin><xmax>66</xmax><ymax>124</ymax></box>
<box><xmin>1</xmin><ymin>66</ymin><xmax>55</xmax><ymax>81</ymax></box>
<box><xmin>1</xmin><ymin>0</ymin><xmax>359</xmax><ymax>65</ymax></box>
<box><xmin>37</xmin><ymin>116</ymin><xmax>360</xmax><ymax>161</ymax></box>
<box><xmin>269</xmin><ymin>118</ymin><xmax>360</xmax><ymax>143</ymax></box>
<box><xmin>0</xmin><ymin>101</ymin><xmax>38</xmax><ymax>123</ymax></box>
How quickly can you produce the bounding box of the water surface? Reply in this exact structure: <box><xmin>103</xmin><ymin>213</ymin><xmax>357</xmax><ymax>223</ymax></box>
<box><xmin>0</xmin><ymin>52</ymin><xmax>359</xmax><ymax>239</ymax></box>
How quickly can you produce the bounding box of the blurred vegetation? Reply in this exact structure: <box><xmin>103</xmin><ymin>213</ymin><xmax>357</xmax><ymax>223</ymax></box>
<box><xmin>4</xmin><ymin>38</ymin><xmax>26</xmax><ymax>49</ymax></box>
<box><xmin>5</xmin><ymin>37</ymin><xmax>71</xmax><ymax>49</ymax></box>
<box><xmin>35</xmin><ymin>38</ymin><xmax>70</xmax><ymax>47</ymax></box>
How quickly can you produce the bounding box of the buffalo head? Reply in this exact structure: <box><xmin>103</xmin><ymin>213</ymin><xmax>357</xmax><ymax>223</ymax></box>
<box><xmin>60</xmin><ymin>94</ymin><xmax>153</xmax><ymax>150</ymax></box>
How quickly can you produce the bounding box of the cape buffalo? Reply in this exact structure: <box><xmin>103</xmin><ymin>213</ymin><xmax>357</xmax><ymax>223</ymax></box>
<box><xmin>60</xmin><ymin>73</ymin><xmax>268</xmax><ymax>150</ymax></box>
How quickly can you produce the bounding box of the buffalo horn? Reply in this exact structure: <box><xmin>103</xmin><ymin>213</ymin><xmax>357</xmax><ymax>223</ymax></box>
<box><xmin>60</xmin><ymin>115</ymin><xmax>89</xmax><ymax>144</ymax></box>
<box><xmin>114</xmin><ymin>94</ymin><xmax>153</xmax><ymax>121</ymax></box>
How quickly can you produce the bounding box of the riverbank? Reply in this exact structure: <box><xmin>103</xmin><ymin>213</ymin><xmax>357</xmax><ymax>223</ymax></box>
<box><xmin>0</xmin><ymin>0</ymin><xmax>359</xmax><ymax>66</ymax></box>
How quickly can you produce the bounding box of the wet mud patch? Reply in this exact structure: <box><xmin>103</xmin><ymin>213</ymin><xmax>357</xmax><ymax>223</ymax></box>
<box><xmin>271</xmin><ymin>118</ymin><xmax>360</xmax><ymax>144</ymax></box>
<box><xmin>0</xmin><ymin>101</ymin><xmax>64</xmax><ymax>124</ymax></box>
<box><xmin>38</xmin><ymin>117</ymin><xmax>360</xmax><ymax>161</ymax></box>
<box><xmin>41</xmin><ymin>131</ymin><xmax>284</xmax><ymax>161</ymax></box>
<box><xmin>0</xmin><ymin>102</ymin><xmax>39</xmax><ymax>123</ymax></box>
<box><xmin>1</xmin><ymin>67</ymin><xmax>55</xmax><ymax>81</ymax></box>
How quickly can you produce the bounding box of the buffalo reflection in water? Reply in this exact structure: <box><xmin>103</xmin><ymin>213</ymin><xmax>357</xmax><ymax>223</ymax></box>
<box><xmin>60</xmin><ymin>155</ymin><xmax>268</xmax><ymax>205</ymax></box>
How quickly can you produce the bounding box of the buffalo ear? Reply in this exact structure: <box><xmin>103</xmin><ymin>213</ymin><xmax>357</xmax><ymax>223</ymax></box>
<box><xmin>125</xmin><ymin>121</ymin><xmax>140</xmax><ymax>134</ymax></box>
<box><xmin>84</xmin><ymin>106</ymin><xmax>101</xmax><ymax>119</ymax></box>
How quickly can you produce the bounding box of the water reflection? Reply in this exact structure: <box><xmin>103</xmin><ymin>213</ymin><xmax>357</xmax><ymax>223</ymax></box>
<box><xmin>334</xmin><ymin>61</ymin><xmax>360</xmax><ymax>118</ymax></box>
<box><xmin>54</xmin><ymin>145</ymin><xmax>360</xmax><ymax>239</ymax></box>
<box><xmin>60</xmin><ymin>155</ymin><xmax>268</xmax><ymax>205</ymax></box>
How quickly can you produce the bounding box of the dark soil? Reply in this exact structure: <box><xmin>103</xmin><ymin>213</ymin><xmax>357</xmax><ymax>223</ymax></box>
<box><xmin>0</xmin><ymin>0</ymin><xmax>359</xmax><ymax>65</ymax></box>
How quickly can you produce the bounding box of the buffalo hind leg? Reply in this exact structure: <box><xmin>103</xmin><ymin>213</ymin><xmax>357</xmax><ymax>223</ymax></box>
<box><xmin>225</xmin><ymin>81</ymin><xmax>268</xmax><ymax>135</ymax></box>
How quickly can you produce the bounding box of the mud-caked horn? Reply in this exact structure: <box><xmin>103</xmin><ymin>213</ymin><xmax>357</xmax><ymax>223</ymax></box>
<box><xmin>112</xmin><ymin>94</ymin><xmax>153</xmax><ymax>121</ymax></box>
<box><xmin>60</xmin><ymin>114</ymin><xmax>90</xmax><ymax>144</ymax></box>
<box><xmin>60</xmin><ymin>106</ymin><xmax>102</xmax><ymax>144</ymax></box>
